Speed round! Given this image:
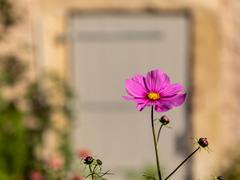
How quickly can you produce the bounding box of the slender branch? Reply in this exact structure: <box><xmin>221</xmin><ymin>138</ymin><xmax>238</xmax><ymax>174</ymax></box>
<box><xmin>93</xmin><ymin>164</ymin><xmax>97</xmax><ymax>172</ymax></box>
<box><xmin>151</xmin><ymin>106</ymin><xmax>163</xmax><ymax>180</ymax></box>
<box><xmin>157</xmin><ymin>124</ymin><xmax>164</xmax><ymax>143</ymax></box>
<box><xmin>89</xmin><ymin>165</ymin><xmax>95</xmax><ymax>180</ymax></box>
<box><xmin>165</xmin><ymin>147</ymin><xmax>200</xmax><ymax>180</ymax></box>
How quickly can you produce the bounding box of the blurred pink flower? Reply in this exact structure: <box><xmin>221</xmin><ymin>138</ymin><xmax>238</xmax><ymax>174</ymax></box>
<box><xmin>72</xmin><ymin>175</ymin><xmax>84</xmax><ymax>180</ymax></box>
<box><xmin>29</xmin><ymin>170</ymin><xmax>42</xmax><ymax>180</ymax></box>
<box><xmin>78</xmin><ymin>149</ymin><xmax>92</xmax><ymax>159</ymax></box>
<box><xmin>123</xmin><ymin>69</ymin><xmax>186</xmax><ymax>112</ymax></box>
<box><xmin>47</xmin><ymin>154</ymin><xmax>64</xmax><ymax>170</ymax></box>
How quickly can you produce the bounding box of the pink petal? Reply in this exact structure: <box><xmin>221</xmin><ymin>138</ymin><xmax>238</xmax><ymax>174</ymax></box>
<box><xmin>132</xmin><ymin>75</ymin><xmax>146</xmax><ymax>87</ymax></box>
<box><xmin>160</xmin><ymin>83</ymin><xmax>184</xmax><ymax>96</ymax></box>
<box><xmin>160</xmin><ymin>93</ymin><xmax>187</xmax><ymax>107</ymax></box>
<box><xmin>136</xmin><ymin>101</ymin><xmax>148</xmax><ymax>111</ymax></box>
<box><xmin>122</xmin><ymin>96</ymin><xmax>147</xmax><ymax>103</ymax></box>
<box><xmin>122</xmin><ymin>96</ymin><xmax>134</xmax><ymax>101</ymax></box>
<box><xmin>145</xmin><ymin>69</ymin><xmax>170</xmax><ymax>92</ymax></box>
<box><xmin>155</xmin><ymin>104</ymin><xmax>171</xmax><ymax>112</ymax></box>
<box><xmin>125</xmin><ymin>77</ymin><xmax>147</xmax><ymax>98</ymax></box>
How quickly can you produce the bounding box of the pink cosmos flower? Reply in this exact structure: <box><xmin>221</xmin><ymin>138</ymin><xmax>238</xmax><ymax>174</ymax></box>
<box><xmin>72</xmin><ymin>175</ymin><xmax>84</xmax><ymax>180</ymax></box>
<box><xmin>47</xmin><ymin>154</ymin><xmax>64</xmax><ymax>170</ymax></box>
<box><xmin>123</xmin><ymin>69</ymin><xmax>187</xmax><ymax>112</ymax></box>
<box><xmin>29</xmin><ymin>170</ymin><xmax>43</xmax><ymax>180</ymax></box>
<box><xmin>77</xmin><ymin>148</ymin><xmax>92</xmax><ymax>159</ymax></box>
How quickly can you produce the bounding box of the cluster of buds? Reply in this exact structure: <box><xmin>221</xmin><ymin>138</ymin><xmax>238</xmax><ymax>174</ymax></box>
<box><xmin>84</xmin><ymin>156</ymin><xmax>112</xmax><ymax>179</ymax></box>
<box><xmin>84</xmin><ymin>156</ymin><xmax>103</xmax><ymax>166</ymax></box>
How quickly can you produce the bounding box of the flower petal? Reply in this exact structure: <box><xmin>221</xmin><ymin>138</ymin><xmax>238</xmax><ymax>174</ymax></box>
<box><xmin>125</xmin><ymin>76</ymin><xmax>147</xmax><ymax>98</ymax></box>
<box><xmin>122</xmin><ymin>96</ymin><xmax>134</xmax><ymax>101</ymax></box>
<box><xmin>145</xmin><ymin>69</ymin><xmax>170</xmax><ymax>92</ymax></box>
<box><xmin>136</xmin><ymin>101</ymin><xmax>148</xmax><ymax>111</ymax></box>
<box><xmin>155</xmin><ymin>104</ymin><xmax>171</xmax><ymax>112</ymax></box>
<box><xmin>123</xmin><ymin>96</ymin><xmax>149</xmax><ymax>111</ymax></box>
<box><xmin>160</xmin><ymin>93</ymin><xmax>187</xmax><ymax>107</ymax></box>
<box><xmin>131</xmin><ymin>75</ymin><xmax>147</xmax><ymax>88</ymax></box>
<box><xmin>160</xmin><ymin>83</ymin><xmax>184</xmax><ymax>96</ymax></box>
<box><xmin>122</xmin><ymin>96</ymin><xmax>147</xmax><ymax>104</ymax></box>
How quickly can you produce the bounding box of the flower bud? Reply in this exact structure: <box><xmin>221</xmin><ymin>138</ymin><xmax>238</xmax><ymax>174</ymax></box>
<box><xmin>84</xmin><ymin>156</ymin><xmax>94</xmax><ymax>165</ymax></box>
<box><xmin>159</xmin><ymin>115</ymin><xmax>170</xmax><ymax>125</ymax></box>
<box><xmin>198</xmin><ymin>137</ymin><xmax>208</xmax><ymax>148</ymax></box>
<box><xmin>217</xmin><ymin>176</ymin><xmax>224</xmax><ymax>180</ymax></box>
<box><xmin>96</xmin><ymin>159</ymin><xmax>102</xmax><ymax>165</ymax></box>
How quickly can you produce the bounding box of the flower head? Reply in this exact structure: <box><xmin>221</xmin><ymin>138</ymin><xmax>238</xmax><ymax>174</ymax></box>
<box><xmin>123</xmin><ymin>69</ymin><xmax>187</xmax><ymax>112</ymax></box>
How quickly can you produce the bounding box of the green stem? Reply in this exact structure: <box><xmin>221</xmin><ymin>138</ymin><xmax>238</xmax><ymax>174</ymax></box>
<box><xmin>165</xmin><ymin>147</ymin><xmax>200</xmax><ymax>180</ymax></box>
<box><xmin>151</xmin><ymin>106</ymin><xmax>163</xmax><ymax>180</ymax></box>
<box><xmin>89</xmin><ymin>165</ymin><xmax>95</xmax><ymax>180</ymax></box>
<box><xmin>157</xmin><ymin>124</ymin><xmax>164</xmax><ymax>143</ymax></box>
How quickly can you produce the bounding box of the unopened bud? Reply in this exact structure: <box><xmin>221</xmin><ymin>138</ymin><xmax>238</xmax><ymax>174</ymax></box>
<box><xmin>84</xmin><ymin>156</ymin><xmax>94</xmax><ymax>165</ymax></box>
<box><xmin>198</xmin><ymin>138</ymin><xmax>208</xmax><ymax>148</ymax></box>
<box><xmin>96</xmin><ymin>159</ymin><xmax>102</xmax><ymax>165</ymax></box>
<box><xmin>160</xmin><ymin>115</ymin><xmax>170</xmax><ymax>125</ymax></box>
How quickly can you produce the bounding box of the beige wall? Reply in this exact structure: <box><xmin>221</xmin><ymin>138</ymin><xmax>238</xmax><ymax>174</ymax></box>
<box><xmin>2</xmin><ymin>0</ymin><xmax>240</xmax><ymax>179</ymax></box>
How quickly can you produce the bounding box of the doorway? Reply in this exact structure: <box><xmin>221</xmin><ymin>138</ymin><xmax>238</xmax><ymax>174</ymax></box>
<box><xmin>69</xmin><ymin>11</ymin><xmax>192</xmax><ymax>180</ymax></box>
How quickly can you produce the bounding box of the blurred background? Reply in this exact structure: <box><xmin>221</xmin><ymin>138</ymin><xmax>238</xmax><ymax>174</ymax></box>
<box><xmin>0</xmin><ymin>0</ymin><xmax>240</xmax><ymax>179</ymax></box>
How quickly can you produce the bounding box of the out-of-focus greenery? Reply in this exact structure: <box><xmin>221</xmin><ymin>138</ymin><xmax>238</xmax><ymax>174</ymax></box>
<box><xmin>0</xmin><ymin>56</ymin><xmax>26</xmax><ymax>86</ymax></box>
<box><xmin>123</xmin><ymin>165</ymin><xmax>158</xmax><ymax>180</ymax></box>
<box><xmin>43</xmin><ymin>156</ymin><xmax>112</xmax><ymax>180</ymax></box>
<box><xmin>0</xmin><ymin>0</ymin><xmax>73</xmax><ymax>178</ymax></box>
<box><xmin>0</xmin><ymin>57</ymin><xmax>27</xmax><ymax>179</ymax></box>
<box><xmin>0</xmin><ymin>56</ymin><xmax>73</xmax><ymax>179</ymax></box>
<box><xmin>0</xmin><ymin>0</ymin><xmax>16</xmax><ymax>36</ymax></box>
<box><xmin>0</xmin><ymin>100</ymin><xmax>26</xmax><ymax>179</ymax></box>
<box><xmin>0</xmin><ymin>2</ymin><xmax>25</xmax><ymax>176</ymax></box>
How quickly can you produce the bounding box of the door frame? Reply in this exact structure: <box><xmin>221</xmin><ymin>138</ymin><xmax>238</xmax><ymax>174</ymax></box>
<box><xmin>67</xmin><ymin>8</ymin><xmax>194</xmax><ymax>179</ymax></box>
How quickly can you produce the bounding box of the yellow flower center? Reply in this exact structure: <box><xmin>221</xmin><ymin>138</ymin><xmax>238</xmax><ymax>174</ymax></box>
<box><xmin>147</xmin><ymin>92</ymin><xmax>160</xmax><ymax>100</ymax></box>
